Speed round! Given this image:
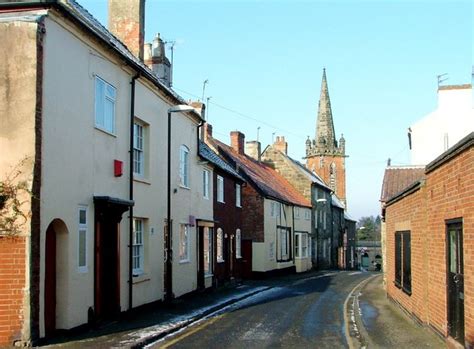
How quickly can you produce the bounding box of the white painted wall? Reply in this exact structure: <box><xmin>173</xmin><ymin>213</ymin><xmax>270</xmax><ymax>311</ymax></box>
<box><xmin>410</xmin><ymin>86</ymin><xmax>474</xmax><ymax>165</ymax></box>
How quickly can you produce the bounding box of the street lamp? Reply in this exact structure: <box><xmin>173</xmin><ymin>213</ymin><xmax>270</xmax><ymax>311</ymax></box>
<box><xmin>166</xmin><ymin>104</ymin><xmax>196</xmax><ymax>302</ymax></box>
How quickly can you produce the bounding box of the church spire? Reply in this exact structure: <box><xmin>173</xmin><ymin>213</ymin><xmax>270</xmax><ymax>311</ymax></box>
<box><xmin>315</xmin><ymin>68</ymin><xmax>337</xmax><ymax>150</ymax></box>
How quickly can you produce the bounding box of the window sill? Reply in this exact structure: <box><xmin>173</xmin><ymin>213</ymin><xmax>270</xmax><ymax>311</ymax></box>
<box><xmin>179</xmin><ymin>259</ymin><xmax>190</xmax><ymax>264</ymax></box>
<box><xmin>217</xmin><ymin>200</ymin><xmax>225</xmax><ymax>204</ymax></box>
<box><xmin>394</xmin><ymin>281</ymin><xmax>401</xmax><ymax>289</ymax></box>
<box><xmin>236</xmin><ymin>256</ymin><xmax>242</xmax><ymax>259</ymax></box>
<box><xmin>203</xmin><ymin>196</ymin><xmax>210</xmax><ymax>200</ymax></box>
<box><xmin>179</xmin><ymin>185</ymin><xmax>191</xmax><ymax>191</ymax></box>
<box><xmin>134</xmin><ymin>177</ymin><xmax>151</xmax><ymax>185</ymax></box>
<box><xmin>77</xmin><ymin>267</ymin><xmax>88</xmax><ymax>274</ymax></box>
<box><xmin>236</xmin><ymin>204</ymin><xmax>242</xmax><ymax>208</ymax></box>
<box><xmin>94</xmin><ymin>126</ymin><xmax>116</xmax><ymax>137</ymax></box>
<box><xmin>205</xmin><ymin>273</ymin><xmax>213</xmax><ymax>278</ymax></box>
<box><xmin>132</xmin><ymin>274</ymin><xmax>150</xmax><ymax>285</ymax></box>
<box><xmin>402</xmin><ymin>287</ymin><xmax>412</xmax><ymax>296</ymax></box>
<box><xmin>217</xmin><ymin>259</ymin><xmax>225</xmax><ymax>263</ymax></box>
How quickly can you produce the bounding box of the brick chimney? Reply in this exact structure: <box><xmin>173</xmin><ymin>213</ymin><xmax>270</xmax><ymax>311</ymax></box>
<box><xmin>109</xmin><ymin>0</ymin><xmax>145</xmax><ymax>60</ymax></box>
<box><xmin>245</xmin><ymin>141</ymin><xmax>261</xmax><ymax>162</ymax></box>
<box><xmin>230</xmin><ymin>131</ymin><xmax>245</xmax><ymax>155</ymax></box>
<box><xmin>202</xmin><ymin>123</ymin><xmax>213</xmax><ymax>141</ymax></box>
<box><xmin>274</xmin><ymin>136</ymin><xmax>288</xmax><ymax>155</ymax></box>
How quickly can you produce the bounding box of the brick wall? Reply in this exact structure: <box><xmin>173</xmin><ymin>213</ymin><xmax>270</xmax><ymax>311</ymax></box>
<box><xmin>241</xmin><ymin>184</ymin><xmax>264</xmax><ymax>242</ymax></box>
<box><xmin>0</xmin><ymin>236</ymin><xmax>26</xmax><ymax>346</ymax></box>
<box><xmin>385</xmin><ymin>144</ymin><xmax>473</xmax><ymax>345</ymax></box>
<box><xmin>307</xmin><ymin>154</ymin><xmax>346</xmax><ymax>205</ymax></box>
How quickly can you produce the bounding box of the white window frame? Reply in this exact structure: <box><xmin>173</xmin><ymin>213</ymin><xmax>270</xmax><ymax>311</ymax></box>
<box><xmin>94</xmin><ymin>76</ymin><xmax>116</xmax><ymax>134</ymax></box>
<box><xmin>133</xmin><ymin>218</ymin><xmax>144</xmax><ymax>275</ymax></box>
<box><xmin>180</xmin><ymin>145</ymin><xmax>190</xmax><ymax>188</ymax></box>
<box><xmin>295</xmin><ymin>232</ymin><xmax>309</xmax><ymax>258</ymax></box>
<box><xmin>294</xmin><ymin>207</ymin><xmax>300</xmax><ymax>219</ymax></box>
<box><xmin>217</xmin><ymin>175</ymin><xmax>224</xmax><ymax>203</ymax></box>
<box><xmin>236</xmin><ymin>184</ymin><xmax>241</xmax><ymax>207</ymax></box>
<box><xmin>217</xmin><ymin>228</ymin><xmax>224</xmax><ymax>262</ymax></box>
<box><xmin>279</xmin><ymin>228</ymin><xmax>289</xmax><ymax>260</ymax></box>
<box><xmin>203</xmin><ymin>169</ymin><xmax>210</xmax><ymax>199</ymax></box>
<box><xmin>133</xmin><ymin>121</ymin><xmax>145</xmax><ymax>176</ymax></box>
<box><xmin>236</xmin><ymin>229</ymin><xmax>242</xmax><ymax>258</ymax></box>
<box><xmin>78</xmin><ymin>206</ymin><xmax>88</xmax><ymax>273</ymax></box>
<box><xmin>179</xmin><ymin>224</ymin><xmax>190</xmax><ymax>263</ymax></box>
<box><xmin>304</xmin><ymin>209</ymin><xmax>311</xmax><ymax>220</ymax></box>
<box><xmin>271</xmin><ymin>201</ymin><xmax>281</xmax><ymax>218</ymax></box>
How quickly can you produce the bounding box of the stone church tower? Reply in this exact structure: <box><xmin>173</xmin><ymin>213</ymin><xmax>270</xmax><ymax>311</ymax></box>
<box><xmin>305</xmin><ymin>69</ymin><xmax>347</xmax><ymax>206</ymax></box>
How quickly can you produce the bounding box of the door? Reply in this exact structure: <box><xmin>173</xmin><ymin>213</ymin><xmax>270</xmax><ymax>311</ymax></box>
<box><xmin>197</xmin><ymin>226</ymin><xmax>205</xmax><ymax>289</ymax></box>
<box><xmin>44</xmin><ymin>225</ymin><xmax>56</xmax><ymax>337</ymax></box>
<box><xmin>447</xmin><ymin>222</ymin><xmax>464</xmax><ymax>344</ymax></box>
<box><xmin>241</xmin><ymin>239</ymin><xmax>252</xmax><ymax>279</ymax></box>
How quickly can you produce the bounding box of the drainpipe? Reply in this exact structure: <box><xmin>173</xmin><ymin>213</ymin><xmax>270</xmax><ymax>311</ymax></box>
<box><xmin>129</xmin><ymin>73</ymin><xmax>139</xmax><ymax>311</ymax></box>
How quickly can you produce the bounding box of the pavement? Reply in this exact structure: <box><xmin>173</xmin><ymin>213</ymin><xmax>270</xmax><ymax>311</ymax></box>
<box><xmin>347</xmin><ymin>274</ymin><xmax>445</xmax><ymax>348</ymax></box>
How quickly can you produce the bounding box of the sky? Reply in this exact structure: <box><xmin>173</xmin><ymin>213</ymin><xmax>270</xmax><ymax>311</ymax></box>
<box><xmin>79</xmin><ymin>0</ymin><xmax>472</xmax><ymax>220</ymax></box>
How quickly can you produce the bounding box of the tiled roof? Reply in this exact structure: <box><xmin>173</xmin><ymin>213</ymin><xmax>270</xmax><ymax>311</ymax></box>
<box><xmin>212</xmin><ymin>139</ymin><xmax>311</xmax><ymax>208</ymax></box>
<box><xmin>380</xmin><ymin>166</ymin><xmax>425</xmax><ymax>203</ymax></box>
<box><xmin>198</xmin><ymin>141</ymin><xmax>244</xmax><ymax>182</ymax></box>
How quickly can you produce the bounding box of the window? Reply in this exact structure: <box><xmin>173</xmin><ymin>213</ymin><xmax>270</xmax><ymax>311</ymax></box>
<box><xmin>236</xmin><ymin>184</ymin><xmax>241</xmax><ymax>207</ymax></box>
<box><xmin>133</xmin><ymin>219</ymin><xmax>144</xmax><ymax>275</ymax></box>
<box><xmin>278</xmin><ymin>226</ymin><xmax>291</xmax><ymax>261</ymax></box>
<box><xmin>179</xmin><ymin>224</ymin><xmax>189</xmax><ymax>262</ymax></box>
<box><xmin>180</xmin><ymin>145</ymin><xmax>189</xmax><ymax>187</ymax></box>
<box><xmin>95</xmin><ymin>76</ymin><xmax>116</xmax><ymax>133</ymax></box>
<box><xmin>329</xmin><ymin>162</ymin><xmax>336</xmax><ymax>191</ymax></box>
<box><xmin>78</xmin><ymin>206</ymin><xmax>87</xmax><ymax>272</ymax></box>
<box><xmin>133</xmin><ymin>122</ymin><xmax>144</xmax><ymax>176</ymax></box>
<box><xmin>323</xmin><ymin>211</ymin><xmax>327</xmax><ymax>229</ymax></box>
<box><xmin>314</xmin><ymin>210</ymin><xmax>318</xmax><ymax>228</ymax></box>
<box><xmin>217</xmin><ymin>228</ymin><xmax>224</xmax><ymax>262</ymax></box>
<box><xmin>236</xmin><ymin>229</ymin><xmax>242</xmax><ymax>258</ymax></box>
<box><xmin>304</xmin><ymin>209</ymin><xmax>311</xmax><ymax>220</ymax></box>
<box><xmin>271</xmin><ymin>202</ymin><xmax>281</xmax><ymax>218</ymax></box>
<box><xmin>204</xmin><ymin>227</ymin><xmax>213</xmax><ymax>275</ymax></box>
<box><xmin>203</xmin><ymin>170</ymin><xmax>210</xmax><ymax>199</ymax></box>
<box><xmin>217</xmin><ymin>175</ymin><xmax>224</xmax><ymax>203</ymax></box>
<box><xmin>295</xmin><ymin>207</ymin><xmax>300</xmax><ymax>219</ymax></box>
<box><xmin>295</xmin><ymin>233</ymin><xmax>309</xmax><ymax>258</ymax></box>
<box><xmin>395</xmin><ymin>231</ymin><xmax>411</xmax><ymax>294</ymax></box>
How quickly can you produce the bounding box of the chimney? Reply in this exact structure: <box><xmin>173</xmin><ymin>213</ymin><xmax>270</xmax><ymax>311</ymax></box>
<box><xmin>245</xmin><ymin>141</ymin><xmax>261</xmax><ymax>162</ymax></box>
<box><xmin>144</xmin><ymin>33</ymin><xmax>172</xmax><ymax>87</ymax></box>
<box><xmin>109</xmin><ymin>0</ymin><xmax>145</xmax><ymax>60</ymax></box>
<box><xmin>273</xmin><ymin>136</ymin><xmax>288</xmax><ymax>155</ymax></box>
<box><xmin>202</xmin><ymin>123</ymin><xmax>213</xmax><ymax>141</ymax></box>
<box><xmin>230</xmin><ymin>131</ymin><xmax>245</xmax><ymax>155</ymax></box>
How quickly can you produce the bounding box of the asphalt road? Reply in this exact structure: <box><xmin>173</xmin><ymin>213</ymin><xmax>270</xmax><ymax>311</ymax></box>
<box><xmin>152</xmin><ymin>271</ymin><xmax>371</xmax><ymax>349</ymax></box>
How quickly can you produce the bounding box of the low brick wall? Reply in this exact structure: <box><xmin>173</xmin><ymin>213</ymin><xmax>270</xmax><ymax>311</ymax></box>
<box><xmin>0</xmin><ymin>236</ymin><xmax>26</xmax><ymax>346</ymax></box>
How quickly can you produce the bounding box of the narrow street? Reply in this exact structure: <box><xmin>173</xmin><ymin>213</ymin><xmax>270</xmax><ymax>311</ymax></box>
<box><xmin>151</xmin><ymin>272</ymin><xmax>370</xmax><ymax>349</ymax></box>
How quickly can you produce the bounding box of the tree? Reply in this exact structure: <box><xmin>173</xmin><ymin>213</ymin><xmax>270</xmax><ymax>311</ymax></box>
<box><xmin>356</xmin><ymin>215</ymin><xmax>381</xmax><ymax>241</ymax></box>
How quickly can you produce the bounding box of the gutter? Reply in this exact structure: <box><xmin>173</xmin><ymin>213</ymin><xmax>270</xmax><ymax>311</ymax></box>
<box><xmin>129</xmin><ymin>73</ymin><xmax>139</xmax><ymax>311</ymax></box>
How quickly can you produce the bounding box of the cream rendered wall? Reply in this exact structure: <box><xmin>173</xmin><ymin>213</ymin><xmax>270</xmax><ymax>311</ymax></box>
<box><xmin>41</xmin><ymin>17</ymin><xmax>133</xmax><ymax>333</ymax></box>
<box><xmin>294</xmin><ymin>207</ymin><xmax>311</xmax><ymax>273</ymax></box>
<box><xmin>170</xmin><ymin>111</ymin><xmax>212</xmax><ymax>298</ymax></box>
<box><xmin>252</xmin><ymin>199</ymin><xmax>295</xmax><ymax>273</ymax></box>
<box><xmin>411</xmin><ymin>87</ymin><xmax>474</xmax><ymax>165</ymax></box>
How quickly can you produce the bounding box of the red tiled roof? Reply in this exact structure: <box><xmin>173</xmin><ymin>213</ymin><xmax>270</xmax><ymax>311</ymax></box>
<box><xmin>380</xmin><ymin>166</ymin><xmax>425</xmax><ymax>203</ymax></box>
<box><xmin>211</xmin><ymin>138</ymin><xmax>311</xmax><ymax>208</ymax></box>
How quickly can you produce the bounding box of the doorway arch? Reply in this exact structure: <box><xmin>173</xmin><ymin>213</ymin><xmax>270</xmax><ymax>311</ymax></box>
<box><xmin>44</xmin><ymin>219</ymin><xmax>68</xmax><ymax>337</ymax></box>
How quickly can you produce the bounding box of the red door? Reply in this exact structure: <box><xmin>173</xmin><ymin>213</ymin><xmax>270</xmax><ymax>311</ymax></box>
<box><xmin>44</xmin><ymin>225</ymin><xmax>56</xmax><ymax>336</ymax></box>
<box><xmin>241</xmin><ymin>239</ymin><xmax>253</xmax><ymax>279</ymax></box>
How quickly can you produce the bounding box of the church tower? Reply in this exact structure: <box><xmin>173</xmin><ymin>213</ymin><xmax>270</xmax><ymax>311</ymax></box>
<box><xmin>306</xmin><ymin>69</ymin><xmax>347</xmax><ymax>206</ymax></box>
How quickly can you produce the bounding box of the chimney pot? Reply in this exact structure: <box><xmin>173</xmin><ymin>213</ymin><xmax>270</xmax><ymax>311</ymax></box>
<box><xmin>274</xmin><ymin>135</ymin><xmax>288</xmax><ymax>155</ymax></box>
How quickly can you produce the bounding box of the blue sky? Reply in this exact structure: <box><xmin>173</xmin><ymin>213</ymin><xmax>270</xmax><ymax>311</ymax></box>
<box><xmin>79</xmin><ymin>0</ymin><xmax>472</xmax><ymax>220</ymax></box>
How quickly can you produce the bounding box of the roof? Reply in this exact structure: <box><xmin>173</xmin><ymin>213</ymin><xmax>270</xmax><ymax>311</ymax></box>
<box><xmin>331</xmin><ymin>195</ymin><xmax>345</xmax><ymax>209</ymax></box>
<box><xmin>344</xmin><ymin>213</ymin><xmax>356</xmax><ymax>222</ymax></box>
<box><xmin>198</xmin><ymin>141</ymin><xmax>244</xmax><ymax>182</ymax></box>
<box><xmin>438</xmin><ymin>84</ymin><xmax>472</xmax><ymax>91</ymax></box>
<box><xmin>0</xmin><ymin>0</ymin><xmax>202</xmax><ymax>121</ymax></box>
<box><xmin>285</xmin><ymin>155</ymin><xmax>332</xmax><ymax>191</ymax></box>
<box><xmin>212</xmin><ymin>139</ymin><xmax>311</xmax><ymax>208</ymax></box>
<box><xmin>380</xmin><ymin>166</ymin><xmax>425</xmax><ymax>203</ymax></box>
<box><xmin>426</xmin><ymin>131</ymin><xmax>474</xmax><ymax>174</ymax></box>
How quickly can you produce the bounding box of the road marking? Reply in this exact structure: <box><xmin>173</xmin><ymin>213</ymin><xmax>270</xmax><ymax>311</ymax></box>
<box><xmin>159</xmin><ymin>314</ymin><xmax>224</xmax><ymax>348</ymax></box>
<box><xmin>348</xmin><ymin>272</ymin><xmax>362</xmax><ymax>276</ymax></box>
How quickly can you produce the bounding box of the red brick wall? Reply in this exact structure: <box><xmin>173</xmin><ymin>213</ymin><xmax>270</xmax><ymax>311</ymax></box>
<box><xmin>385</xmin><ymin>146</ymin><xmax>473</xmax><ymax>345</ymax></box>
<box><xmin>307</xmin><ymin>155</ymin><xmax>346</xmax><ymax>204</ymax></box>
<box><xmin>0</xmin><ymin>236</ymin><xmax>26</xmax><ymax>346</ymax></box>
<box><xmin>241</xmin><ymin>184</ymin><xmax>264</xmax><ymax>242</ymax></box>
